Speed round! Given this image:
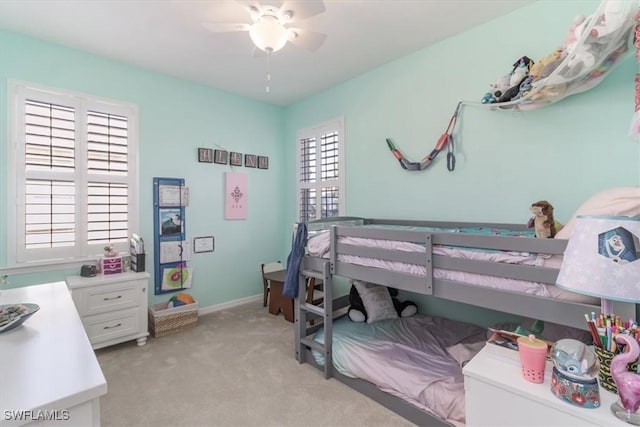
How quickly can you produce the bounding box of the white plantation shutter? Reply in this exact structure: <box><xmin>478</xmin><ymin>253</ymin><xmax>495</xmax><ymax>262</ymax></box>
<box><xmin>9</xmin><ymin>82</ymin><xmax>138</xmax><ymax>266</ymax></box>
<box><xmin>296</xmin><ymin>118</ymin><xmax>345</xmax><ymax>223</ymax></box>
<box><xmin>86</xmin><ymin>110</ymin><xmax>130</xmax><ymax>247</ymax></box>
<box><xmin>24</xmin><ymin>179</ymin><xmax>76</xmax><ymax>249</ymax></box>
<box><xmin>87</xmin><ymin>182</ymin><xmax>129</xmax><ymax>245</ymax></box>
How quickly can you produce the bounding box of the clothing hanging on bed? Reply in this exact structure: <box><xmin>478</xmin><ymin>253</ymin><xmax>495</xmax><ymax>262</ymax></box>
<box><xmin>283</xmin><ymin>222</ymin><xmax>307</xmax><ymax>298</ymax></box>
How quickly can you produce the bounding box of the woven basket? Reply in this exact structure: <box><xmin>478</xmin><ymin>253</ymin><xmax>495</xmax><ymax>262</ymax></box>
<box><xmin>148</xmin><ymin>301</ymin><xmax>198</xmax><ymax>337</ymax></box>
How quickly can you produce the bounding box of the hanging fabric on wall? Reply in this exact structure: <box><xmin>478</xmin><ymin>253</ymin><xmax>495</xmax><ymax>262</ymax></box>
<box><xmin>225</xmin><ymin>172</ymin><xmax>248</xmax><ymax>220</ymax></box>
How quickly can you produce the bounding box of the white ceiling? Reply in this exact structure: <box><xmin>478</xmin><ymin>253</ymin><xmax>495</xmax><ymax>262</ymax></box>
<box><xmin>0</xmin><ymin>0</ymin><xmax>534</xmax><ymax>106</ymax></box>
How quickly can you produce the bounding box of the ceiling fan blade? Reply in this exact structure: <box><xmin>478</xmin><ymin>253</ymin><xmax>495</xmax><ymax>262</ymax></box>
<box><xmin>202</xmin><ymin>22</ymin><xmax>251</xmax><ymax>33</ymax></box>
<box><xmin>251</xmin><ymin>46</ymin><xmax>266</xmax><ymax>58</ymax></box>
<box><xmin>279</xmin><ymin>0</ymin><xmax>325</xmax><ymax>22</ymax></box>
<box><xmin>234</xmin><ymin>0</ymin><xmax>265</xmax><ymax>21</ymax></box>
<box><xmin>287</xmin><ymin>28</ymin><xmax>327</xmax><ymax>52</ymax></box>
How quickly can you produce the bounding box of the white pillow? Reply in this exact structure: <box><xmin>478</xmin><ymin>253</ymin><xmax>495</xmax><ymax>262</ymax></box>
<box><xmin>555</xmin><ymin>187</ymin><xmax>640</xmax><ymax>239</ymax></box>
<box><xmin>352</xmin><ymin>280</ymin><xmax>398</xmax><ymax>324</ymax></box>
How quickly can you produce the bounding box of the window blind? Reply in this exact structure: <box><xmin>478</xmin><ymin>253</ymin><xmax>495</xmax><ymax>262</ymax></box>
<box><xmin>296</xmin><ymin>119</ymin><xmax>344</xmax><ymax>223</ymax></box>
<box><xmin>24</xmin><ymin>179</ymin><xmax>75</xmax><ymax>249</ymax></box>
<box><xmin>25</xmin><ymin>100</ymin><xmax>75</xmax><ymax>172</ymax></box>
<box><xmin>10</xmin><ymin>82</ymin><xmax>138</xmax><ymax>265</ymax></box>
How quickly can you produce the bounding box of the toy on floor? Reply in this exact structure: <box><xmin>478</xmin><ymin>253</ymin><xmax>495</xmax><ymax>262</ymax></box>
<box><xmin>348</xmin><ymin>284</ymin><xmax>417</xmax><ymax>323</ymax></box>
<box><xmin>527</xmin><ymin>200</ymin><xmax>561</xmax><ymax>238</ymax></box>
<box><xmin>167</xmin><ymin>292</ymin><xmax>195</xmax><ymax>308</ymax></box>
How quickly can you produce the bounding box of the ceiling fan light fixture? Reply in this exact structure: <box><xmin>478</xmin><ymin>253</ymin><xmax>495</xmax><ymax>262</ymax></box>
<box><xmin>249</xmin><ymin>16</ymin><xmax>288</xmax><ymax>53</ymax></box>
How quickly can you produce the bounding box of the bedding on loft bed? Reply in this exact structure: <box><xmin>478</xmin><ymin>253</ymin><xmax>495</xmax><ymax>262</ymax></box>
<box><xmin>311</xmin><ymin>314</ymin><xmax>487</xmax><ymax>427</ymax></box>
<box><xmin>305</xmin><ymin>221</ymin><xmax>599</xmax><ymax>305</ymax></box>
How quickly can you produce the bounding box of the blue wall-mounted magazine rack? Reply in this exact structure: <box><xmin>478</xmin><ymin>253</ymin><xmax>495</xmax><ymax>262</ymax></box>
<box><xmin>153</xmin><ymin>177</ymin><xmax>190</xmax><ymax>295</ymax></box>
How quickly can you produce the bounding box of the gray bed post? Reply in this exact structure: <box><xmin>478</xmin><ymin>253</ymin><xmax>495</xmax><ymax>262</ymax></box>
<box><xmin>295</xmin><ymin>269</ymin><xmax>307</xmax><ymax>364</ymax></box>
<box><xmin>321</xmin><ymin>260</ymin><xmax>333</xmax><ymax>379</ymax></box>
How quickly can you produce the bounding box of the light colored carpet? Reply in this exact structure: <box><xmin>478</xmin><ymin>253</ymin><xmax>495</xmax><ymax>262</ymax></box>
<box><xmin>96</xmin><ymin>299</ymin><xmax>415</xmax><ymax>427</ymax></box>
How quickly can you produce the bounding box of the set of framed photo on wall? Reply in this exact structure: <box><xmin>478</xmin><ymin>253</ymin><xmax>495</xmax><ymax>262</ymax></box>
<box><xmin>198</xmin><ymin>148</ymin><xmax>268</xmax><ymax>169</ymax></box>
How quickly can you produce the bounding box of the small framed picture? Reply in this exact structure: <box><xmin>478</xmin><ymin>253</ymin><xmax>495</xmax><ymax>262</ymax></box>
<box><xmin>258</xmin><ymin>156</ymin><xmax>269</xmax><ymax>169</ymax></box>
<box><xmin>198</xmin><ymin>148</ymin><xmax>213</xmax><ymax>163</ymax></box>
<box><xmin>193</xmin><ymin>236</ymin><xmax>215</xmax><ymax>253</ymax></box>
<box><xmin>230</xmin><ymin>152</ymin><xmax>242</xmax><ymax>166</ymax></box>
<box><xmin>214</xmin><ymin>149</ymin><xmax>228</xmax><ymax>164</ymax></box>
<box><xmin>244</xmin><ymin>154</ymin><xmax>257</xmax><ymax>168</ymax></box>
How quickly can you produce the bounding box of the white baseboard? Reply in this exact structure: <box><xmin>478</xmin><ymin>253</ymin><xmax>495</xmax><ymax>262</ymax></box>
<box><xmin>198</xmin><ymin>294</ymin><xmax>262</xmax><ymax>316</ymax></box>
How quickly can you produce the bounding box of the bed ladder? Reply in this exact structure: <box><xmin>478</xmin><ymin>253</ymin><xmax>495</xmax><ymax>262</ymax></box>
<box><xmin>295</xmin><ymin>261</ymin><xmax>333</xmax><ymax>379</ymax></box>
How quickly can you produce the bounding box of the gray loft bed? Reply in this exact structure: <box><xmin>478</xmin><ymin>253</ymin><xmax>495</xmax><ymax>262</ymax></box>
<box><xmin>293</xmin><ymin>216</ymin><xmax>610</xmax><ymax>426</ymax></box>
<box><xmin>301</xmin><ymin>216</ymin><xmax>602</xmax><ymax>329</ymax></box>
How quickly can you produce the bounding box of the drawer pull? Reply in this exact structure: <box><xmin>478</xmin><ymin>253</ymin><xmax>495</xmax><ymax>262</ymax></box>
<box><xmin>103</xmin><ymin>295</ymin><xmax>122</xmax><ymax>301</ymax></box>
<box><xmin>103</xmin><ymin>323</ymin><xmax>122</xmax><ymax>330</ymax></box>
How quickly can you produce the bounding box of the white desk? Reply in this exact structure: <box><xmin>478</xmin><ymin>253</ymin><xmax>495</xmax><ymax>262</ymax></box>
<box><xmin>463</xmin><ymin>343</ymin><xmax>629</xmax><ymax>427</ymax></box>
<box><xmin>0</xmin><ymin>282</ymin><xmax>107</xmax><ymax>427</ymax></box>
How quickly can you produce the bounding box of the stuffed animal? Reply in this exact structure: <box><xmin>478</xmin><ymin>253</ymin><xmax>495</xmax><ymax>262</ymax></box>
<box><xmin>529</xmin><ymin>49</ymin><xmax>564</xmax><ymax>80</ymax></box>
<box><xmin>481</xmin><ymin>56</ymin><xmax>534</xmax><ymax>104</ymax></box>
<box><xmin>481</xmin><ymin>74</ymin><xmax>510</xmax><ymax>104</ymax></box>
<box><xmin>589</xmin><ymin>0</ymin><xmax>628</xmax><ymax>39</ymax></box>
<box><xmin>348</xmin><ymin>284</ymin><xmax>417</xmax><ymax>323</ymax></box>
<box><xmin>527</xmin><ymin>200</ymin><xmax>559</xmax><ymax>238</ymax></box>
<box><xmin>555</xmin><ymin>11</ymin><xmax>613</xmax><ymax>82</ymax></box>
<box><xmin>497</xmin><ymin>56</ymin><xmax>535</xmax><ymax>103</ymax></box>
<box><xmin>526</xmin><ymin>83</ymin><xmax>568</xmax><ymax>102</ymax></box>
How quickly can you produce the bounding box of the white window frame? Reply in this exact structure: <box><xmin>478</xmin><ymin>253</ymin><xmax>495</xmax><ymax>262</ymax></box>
<box><xmin>7</xmin><ymin>80</ymin><xmax>139</xmax><ymax>270</ymax></box>
<box><xmin>295</xmin><ymin>117</ymin><xmax>345</xmax><ymax>223</ymax></box>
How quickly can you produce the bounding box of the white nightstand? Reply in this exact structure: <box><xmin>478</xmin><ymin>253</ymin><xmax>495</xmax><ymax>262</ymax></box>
<box><xmin>463</xmin><ymin>343</ymin><xmax>628</xmax><ymax>427</ymax></box>
<box><xmin>66</xmin><ymin>272</ymin><xmax>150</xmax><ymax>349</ymax></box>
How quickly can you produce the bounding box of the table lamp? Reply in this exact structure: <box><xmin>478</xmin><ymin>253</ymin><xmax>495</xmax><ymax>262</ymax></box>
<box><xmin>556</xmin><ymin>215</ymin><xmax>640</xmax><ymax>425</ymax></box>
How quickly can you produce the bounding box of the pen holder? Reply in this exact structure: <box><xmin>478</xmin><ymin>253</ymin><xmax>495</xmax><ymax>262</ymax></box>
<box><xmin>595</xmin><ymin>346</ymin><xmax>639</xmax><ymax>394</ymax></box>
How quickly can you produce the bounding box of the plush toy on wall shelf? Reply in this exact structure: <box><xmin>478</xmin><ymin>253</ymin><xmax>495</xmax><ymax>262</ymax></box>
<box><xmin>481</xmin><ymin>56</ymin><xmax>535</xmax><ymax>105</ymax></box>
<box><xmin>472</xmin><ymin>0</ymin><xmax>636</xmax><ymax>111</ymax></box>
<box><xmin>528</xmin><ymin>200</ymin><xmax>562</xmax><ymax>238</ymax></box>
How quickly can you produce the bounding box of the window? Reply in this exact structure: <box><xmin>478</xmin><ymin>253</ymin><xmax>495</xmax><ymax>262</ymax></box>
<box><xmin>296</xmin><ymin>117</ymin><xmax>345</xmax><ymax>223</ymax></box>
<box><xmin>8</xmin><ymin>81</ymin><xmax>139</xmax><ymax>267</ymax></box>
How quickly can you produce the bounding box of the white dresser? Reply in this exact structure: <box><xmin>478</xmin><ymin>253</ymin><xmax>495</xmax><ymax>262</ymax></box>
<box><xmin>0</xmin><ymin>282</ymin><xmax>106</xmax><ymax>427</ymax></box>
<box><xmin>463</xmin><ymin>343</ymin><xmax>629</xmax><ymax>427</ymax></box>
<box><xmin>66</xmin><ymin>272</ymin><xmax>150</xmax><ymax>350</ymax></box>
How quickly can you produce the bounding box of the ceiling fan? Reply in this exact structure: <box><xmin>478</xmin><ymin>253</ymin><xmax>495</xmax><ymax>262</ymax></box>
<box><xmin>202</xmin><ymin>0</ymin><xmax>327</xmax><ymax>55</ymax></box>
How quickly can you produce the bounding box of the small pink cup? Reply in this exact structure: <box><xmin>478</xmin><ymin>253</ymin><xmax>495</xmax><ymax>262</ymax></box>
<box><xmin>517</xmin><ymin>334</ymin><xmax>548</xmax><ymax>383</ymax></box>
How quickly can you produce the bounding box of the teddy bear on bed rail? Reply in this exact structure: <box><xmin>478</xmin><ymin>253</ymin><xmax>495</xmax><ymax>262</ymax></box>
<box><xmin>528</xmin><ymin>200</ymin><xmax>562</xmax><ymax>238</ymax></box>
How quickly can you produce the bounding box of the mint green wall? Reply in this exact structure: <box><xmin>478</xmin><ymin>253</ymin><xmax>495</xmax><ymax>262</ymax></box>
<box><xmin>0</xmin><ymin>31</ymin><xmax>288</xmax><ymax>307</ymax></box>
<box><xmin>1</xmin><ymin>0</ymin><xmax>638</xmax><ymax>322</ymax></box>
<box><xmin>283</xmin><ymin>0</ymin><xmax>639</xmax><ymax>324</ymax></box>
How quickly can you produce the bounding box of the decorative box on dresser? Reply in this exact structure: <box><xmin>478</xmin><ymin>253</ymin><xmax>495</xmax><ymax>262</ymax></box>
<box><xmin>66</xmin><ymin>271</ymin><xmax>150</xmax><ymax>349</ymax></box>
<box><xmin>463</xmin><ymin>343</ymin><xmax>629</xmax><ymax>427</ymax></box>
